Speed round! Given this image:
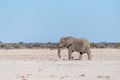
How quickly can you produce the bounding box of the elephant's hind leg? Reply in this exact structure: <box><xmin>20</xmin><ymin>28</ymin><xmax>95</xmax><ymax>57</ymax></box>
<box><xmin>79</xmin><ymin>52</ymin><xmax>83</xmax><ymax>60</ymax></box>
<box><xmin>68</xmin><ymin>50</ymin><xmax>72</xmax><ymax>60</ymax></box>
<box><xmin>87</xmin><ymin>50</ymin><xmax>91</xmax><ymax>60</ymax></box>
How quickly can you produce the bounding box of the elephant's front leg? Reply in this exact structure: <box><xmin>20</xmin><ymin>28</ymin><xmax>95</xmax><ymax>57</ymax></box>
<box><xmin>68</xmin><ymin>49</ymin><xmax>72</xmax><ymax>60</ymax></box>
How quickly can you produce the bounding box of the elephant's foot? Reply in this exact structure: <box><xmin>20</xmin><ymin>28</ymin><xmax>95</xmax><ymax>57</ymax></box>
<box><xmin>88</xmin><ymin>57</ymin><xmax>91</xmax><ymax>60</ymax></box>
<box><xmin>68</xmin><ymin>56</ymin><xmax>74</xmax><ymax>60</ymax></box>
<box><xmin>71</xmin><ymin>56</ymin><xmax>74</xmax><ymax>59</ymax></box>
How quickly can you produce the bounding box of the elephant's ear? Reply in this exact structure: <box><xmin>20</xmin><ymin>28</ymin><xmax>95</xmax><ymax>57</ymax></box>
<box><xmin>66</xmin><ymin>37</ymin><xmax>73</xmax><ymax>47</ymax></box>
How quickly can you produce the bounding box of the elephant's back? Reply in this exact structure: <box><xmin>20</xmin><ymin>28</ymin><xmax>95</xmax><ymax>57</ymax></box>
<box><xmin>77</xmin><ymin>38</ymin><xmax>90</xmax><ymax>48</ymax></box>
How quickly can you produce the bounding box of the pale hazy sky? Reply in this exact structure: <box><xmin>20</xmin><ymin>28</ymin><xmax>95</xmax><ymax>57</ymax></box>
<box><xmin>0</xmin><ymin>0</ymin><xmax>120</xmax><ymax>42</ymax></box>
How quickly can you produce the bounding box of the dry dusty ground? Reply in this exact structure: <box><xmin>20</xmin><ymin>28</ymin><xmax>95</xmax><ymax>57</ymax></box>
<box><xmin>0</xmin><ymin>49</ymin><xmax>120</xmax><ymax>80</ymax></box>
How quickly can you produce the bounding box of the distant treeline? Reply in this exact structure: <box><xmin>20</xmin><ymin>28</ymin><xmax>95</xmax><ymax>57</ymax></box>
<box><xmin>0</xmin><ymin>41</ymin><xmax>120</xmax><ymax>49</ymax></box>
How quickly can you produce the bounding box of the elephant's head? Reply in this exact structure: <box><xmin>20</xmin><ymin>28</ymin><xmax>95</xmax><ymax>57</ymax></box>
<box><xmin>58</xmin><ymin>36</ymin><xmax>73</xmax><ymax>58</ymax></box>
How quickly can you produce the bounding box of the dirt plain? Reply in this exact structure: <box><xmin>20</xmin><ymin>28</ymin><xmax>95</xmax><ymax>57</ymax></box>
<box><xmin>0</xmin><ymin>48</ymin><xmax>120</xmax><ymax>80</ymax></box>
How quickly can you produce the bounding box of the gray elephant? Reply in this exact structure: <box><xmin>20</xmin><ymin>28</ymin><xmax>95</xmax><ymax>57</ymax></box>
<box><xmin>58</xmin><ymin>36</ymin><xmax>91</xmax><ymax>60</ymax></box>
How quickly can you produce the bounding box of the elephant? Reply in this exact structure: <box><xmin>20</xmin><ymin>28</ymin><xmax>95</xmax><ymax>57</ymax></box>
<box><xmin>58</xmin><ymin>36</ymin><xmax>91</xmax><ymax>60</ymax></box>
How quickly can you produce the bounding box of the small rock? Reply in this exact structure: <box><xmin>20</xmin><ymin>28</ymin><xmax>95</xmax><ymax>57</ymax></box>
<box><xmin>79</xmin><ymin>74</ymin><xmax>85</xmax><ymax>77</ymax></box>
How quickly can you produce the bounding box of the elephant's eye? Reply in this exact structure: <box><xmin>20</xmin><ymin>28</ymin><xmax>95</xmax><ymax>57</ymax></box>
<box><xmin>62</xmin><ymin>41</ymin><xmax>64</xmax><ymax>43</ymax></box>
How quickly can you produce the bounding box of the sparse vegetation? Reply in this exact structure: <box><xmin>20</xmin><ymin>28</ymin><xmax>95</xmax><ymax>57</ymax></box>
<box><xmin>0</xmin><ymin>41</ymin><xmax>120</xmax><ymax>49</ymax></box>
<box><xmin>0</xmin><ymin>41</ymin><xmax>58</xmax><ymax>49</ymax></box>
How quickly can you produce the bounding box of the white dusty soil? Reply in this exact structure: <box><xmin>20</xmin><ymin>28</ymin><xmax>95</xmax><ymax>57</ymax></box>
<box><xmin>0</xmin><ymin>49</ymin><xmax>120</xmax><ymax>80</ymax></box>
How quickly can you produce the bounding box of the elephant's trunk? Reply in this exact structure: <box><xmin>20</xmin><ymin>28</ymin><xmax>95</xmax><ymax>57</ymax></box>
<box><xmin>58</xmin><ymin>43</ymin><xmax>63</xmax><ymax>58</ymax></box>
